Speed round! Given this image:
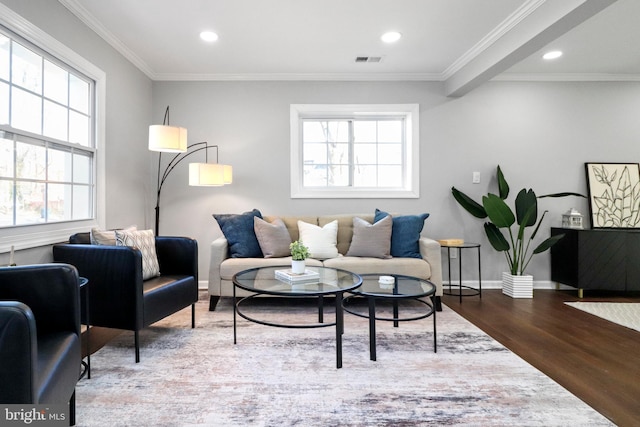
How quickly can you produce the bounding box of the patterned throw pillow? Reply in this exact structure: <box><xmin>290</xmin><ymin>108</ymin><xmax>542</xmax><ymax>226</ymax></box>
<box><xmin>346</xmin><ymin>215</ymin><xmax>392</xmax><ymax>259</ymax></box>
<box><xmin>374</xmin><ymin>209</ymin><xmax>430</xmax><ymax>258</ymax></box>
<box><xmin>90</xmin><ymin>225</ymin><xmax>137</xmax><ymax>245</ymax></box>
<box><xmin>297</xmin><ymin>220</ymin><xmax>339</xmax><ymax>260</ymax></box>
<box><xmin>254</xmin><ymin>217</ymin><xmax>292</xmax><ymax>258</ymax></box>
<box><xmin>115</xmin><ymin>229</ymin><xmax>160</xmax><ymax>280</ymax></box>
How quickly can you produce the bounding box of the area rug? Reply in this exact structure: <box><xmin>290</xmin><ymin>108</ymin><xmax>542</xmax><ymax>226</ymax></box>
<box><xmin>75</xmin><ymin>295</ymin><xmax>612</xmax><ymax>426</ymax></box>
<box><xmin>565</xmin><ymin>301</ymin><xmax>640</xmax><ymax>333</ymax></box>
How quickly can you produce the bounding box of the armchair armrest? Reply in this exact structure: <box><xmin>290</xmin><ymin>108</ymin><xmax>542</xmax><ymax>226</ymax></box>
<box><xmin>156</xmin><ymin>236</ymin><xmax>198</xmax><ymax>279</ymax></box>
<box><xmin>53</xmin><ymin>244</ymin><xmax>144</xmax><ymax>329</ymax></box>
<box><xmin>420</xmin><ymin>237</ymin><xmax>443</xmax><ymax>294</ymax></box>
<box><xmin>0</xmin><ymin>302</ymin><xmax>37</xmax><ymax>403</ymax></box>
<box><xmin>0</xmin><ymin>264</ymin><xmax>80</xmax><ymax>336</ymax></box>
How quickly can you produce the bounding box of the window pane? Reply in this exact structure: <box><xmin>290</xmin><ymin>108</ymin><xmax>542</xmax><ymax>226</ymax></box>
<box><xmin>48</xmin><ymin>148</ymin><xmax>72</xmax><ymax>182</ymax></box>
<box><xmin>16</xmin><ymin>141</ymin><xmax>46</xmax><ymax>180</ymax></box>
<box><xmin>73</xmin><ymin>185</ymin><xmax>91</xmax><ymax>219</ymax></box>
<box><xmin>328</xmin><ymin>142</ymin><xmax>348</xmax><ymax>165</ymax></box>
<box><xmin>378</xmin><ymin>120</ymin><xmax>402</xmax><ymax>143</ymax></box>
<box><xmin>73</xmin><ymin>153</ymin><xmax>91</xmax><ymax>184</ymax></box>
<box><xmin>43</xmin><ymin>100</ymin><xmax>68</xmax><ymax>141</ymax></box>
<box><xmin>12</xmin><ymin>42</ymin><xmax>42</xmax><ymax>94</ymax></box>
<box><xmin>69</xmin><ymin>110</ymin><xmax>89</xmax><ymax>146</ymax></box>
<box><xmin>354</xmin><ymin>165</ymin><xmax>376</xmax><ymax>187</ymax></box>
<box><xmin>303</xmin><ymin>143</ymin><xmax>327</xmax><ymax>164</ymax></box>
<box><xmin>16</xmin><ymin>181</ymin><xmax>45</xmax><ymax>225</ymax></box>
<box><xmin>0</xmin><ymin>82</ymin><xmax>8</xmax><ymax>125</ymax></box>
<box><xmin>0</xmin><ymin>180</ymin><xmax>13</xmax><ymax>226</ymax></box>
<box><xmin>354</xmin><ymin>121</ymin><xmax>376</xmax><ymax>142</ymax></box>
<box><xmin>0</xmin><ymin>136</ymin><xmax>12</xmax><ymax>177</ymax></box>
<box><xmin>354</xmin><ymin>143</ymin><xmax>377</xmax><ymax>165</ymax></box>
<box><xmin>47</xmin><ymin>183</ymin><xmax>72</xmax><ymax>221</ymax></box>
<box><xmin>0</xmin><ymin>34</ymin><xmax>8</xmax><ymax>81</ymax></box>
<box><xmin>12</xmin><ymin>87</ymin><xmax>42</xmax><ymax>134</ymax></box>
<box><xmin>328</xmin><ymin>165</ymin><xmax>349</xmax><ymax>186</ymax></box>
<box><xmin>44</xmin><ymin>60</ymin><xmax>68</xmax><ymax>104</ymax></box>
<box><xmin>326</xmin><ymin>121</ymin><xmax>349</xmax><ymax>142</ymax></box>
<box><xmin>303</xmin><ymin>121</ymin><xmax>327</xmax><ymax>143</ymax></box>
<box><xmin>379</xmin><ymin>165</ymin><xmax>403</xmax><ymax>187</ymax></box>
<box><xmin>378</xmin><ymin>143</ymin><xmax>402</xmax><ymax>164</ymax></box>
<box><xmin>303</xmin><ymin>164</ymin><xmax>327</xmax><ymax>186</ymax></box>
<box><xmin>69</xmin><ymin>74</ymin><xmax>89</xmax><ymax>114</ymax></box>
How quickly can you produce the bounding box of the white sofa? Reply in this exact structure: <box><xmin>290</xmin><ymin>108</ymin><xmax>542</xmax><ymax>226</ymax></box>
<box><xmin>209</xmin><ymin>213</ymin><xmax>443</xmax><ymax>311</ymax></box>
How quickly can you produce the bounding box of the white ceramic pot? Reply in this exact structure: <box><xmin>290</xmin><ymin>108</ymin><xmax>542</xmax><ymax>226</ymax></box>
<box><xmin>502</xmin><ymin>272</ymin><xmax>533</xmax><ymax>298</ymax></box>
<box><xmin>291</xmin><ymin>260</ymin><xmax>306</xmax><ymax>274</ymax></box>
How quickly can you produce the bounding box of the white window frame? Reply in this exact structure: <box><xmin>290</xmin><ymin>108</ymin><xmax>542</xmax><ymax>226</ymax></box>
<box><xmin>0</xmin><ymin>4</ymin><xmax>105</xmax><ymax>252</ymax></box>
<box><xmin>290</xmin><ymin>104</ymin><xmax>419</xmax><ymax>199</ymax></box>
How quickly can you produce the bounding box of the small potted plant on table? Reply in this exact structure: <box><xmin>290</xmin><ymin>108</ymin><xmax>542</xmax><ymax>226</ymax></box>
<box><xmin>290</xmin><ymin>240</ymin><xmax>310</xmax><ymax>274</ymax></box>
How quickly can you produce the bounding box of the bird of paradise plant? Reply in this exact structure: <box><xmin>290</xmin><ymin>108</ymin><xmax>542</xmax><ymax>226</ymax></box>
<box><xmin>452</xmin><ymin>166</ymin><xmax>585</xmax><ymax>276</ymax></box>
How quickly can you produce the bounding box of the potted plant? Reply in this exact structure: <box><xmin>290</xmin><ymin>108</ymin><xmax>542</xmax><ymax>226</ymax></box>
<box><xmin>452</xmin><ymin>165</ymin><xmax>584</xmax><ymax>297</ymax></box>
<box><xmin>290</xmin><ymin>240</ymin><xmax>310</xmax><ymax>274</ymax></box>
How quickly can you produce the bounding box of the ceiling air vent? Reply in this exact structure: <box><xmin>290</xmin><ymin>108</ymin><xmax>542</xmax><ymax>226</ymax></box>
<box><xmin>355</xmin><ymin>56</ymin><xmax>382</xmax><ymax>63</ymax></box>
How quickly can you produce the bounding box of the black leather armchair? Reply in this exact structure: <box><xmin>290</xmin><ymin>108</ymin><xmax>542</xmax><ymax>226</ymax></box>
<box><xmin>53</xmin><ymin>234</ymin><xmax>198</xmax><ymax>363</ymax></box>
<box><xmin>0</xmin><ymin>263</ymin><xmax>81</xmax><ymax>426</ymax></box>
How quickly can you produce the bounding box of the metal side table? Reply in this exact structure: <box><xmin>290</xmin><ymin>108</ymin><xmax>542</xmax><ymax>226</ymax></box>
<box><xmin>442</xmin><ymin>242</ymin><xmax>482</xmax><ymax>303</ymax></box>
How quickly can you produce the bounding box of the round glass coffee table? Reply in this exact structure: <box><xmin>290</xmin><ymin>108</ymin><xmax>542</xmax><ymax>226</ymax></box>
<box><xmin>233</xmin><ymin>266</ymin><xmax>362</xmax><ymax>368</ymax></box>
<box><xmin>343</xmin><ymin>274</ymin><xmax>437</xmax><ymax>361</ymax></box>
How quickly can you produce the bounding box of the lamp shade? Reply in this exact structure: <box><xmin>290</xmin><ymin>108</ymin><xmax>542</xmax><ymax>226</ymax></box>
<box><xmin>223</xmin><ymin>164</ymin><xmax>233</xmax><ymax>184</ymax></box>
<box><xmin>149</xmin><ymin>125</ymin><xmax>188</xmax><ymax>152</ymax></box>
<box><xmin>189</xmin><ymin>163</ymin><xmax>225</xmax><ymax>186</ymax></box>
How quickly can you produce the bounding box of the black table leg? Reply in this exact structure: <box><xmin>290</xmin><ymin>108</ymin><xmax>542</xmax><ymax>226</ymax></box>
<box><xmin>336</xmin><ymin>292</ymin><xmax>344</xmax><ymax>368</ymax></box>
<box><xmin>368</xmin><ymin>296</ymin><xmax>377</xmax><ymax>361</ymax></box>
<box><xmin>318</xmin><ymin>295</ymin><xmax>324</xmax><ymax>323</ymax></box>
<box><xmin>233</xmin><ymin>286</ymin><xmax>237</xmax><ymax>344</ymax></box>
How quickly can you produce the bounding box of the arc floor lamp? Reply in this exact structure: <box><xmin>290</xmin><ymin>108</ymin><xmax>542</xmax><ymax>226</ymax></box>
<box><xmin>149</xmin><ymin>106</ymin><xmax>232</xmax><ymax>235</ymax></box>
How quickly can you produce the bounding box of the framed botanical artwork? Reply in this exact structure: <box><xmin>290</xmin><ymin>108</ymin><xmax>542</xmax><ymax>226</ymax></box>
<box><xmin>585</xmin><ymin>162</ymin><xmax>640</xmax><ymax>229</ymax></box>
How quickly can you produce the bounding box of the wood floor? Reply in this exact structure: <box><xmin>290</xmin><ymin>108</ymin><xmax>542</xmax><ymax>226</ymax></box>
<box><xmin>442</xmin><ymin>288</ymin><xmax>640</xmax><ymax>427</ymax></box>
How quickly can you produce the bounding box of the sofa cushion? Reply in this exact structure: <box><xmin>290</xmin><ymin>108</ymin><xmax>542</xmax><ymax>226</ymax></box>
<box><xmin>254</xmin><ymin>217</ymin><xmax>292</xmax><ymax>258</ymax></box>
<box><xmin>219</xmin><ymin>257</ymin><xmax>323</xmax><ymax>280</ymax></box>
<box><xmin>263</xmin><ymin>215</ymin><xmax>317</xmax><ymax>242</ymax></box>
<box><xmin>214</xmin><ymin>209</ymin><xmax>263</xmax><ymax>258</ymax></box>
<box><xmin>374</xmin><ymin>209</ymin><xmax>430</xmax><ymax>259</ymax></box>
<box><xmin>298</xmin><ymin>220</ymin><xmax>339</xmax><ymax>260</ymax></box>
<box><xmin>319</xmin><ymin>214</ymin><xmax>375</xmax><ymax>255</ymax></box>
<box><xmin>115</xmin><ymin>229</ymin><xmax>160</xmax><ymax>280</ymax></box>
<box><xmin>323</xmin><ymin>256</ymin><xmax>431</xmax><ymax>279</ymax></box>
<box><xmin>346</xmin><ymin>216</ymin><xmax>392</xmax><ymax>259</ymax></box>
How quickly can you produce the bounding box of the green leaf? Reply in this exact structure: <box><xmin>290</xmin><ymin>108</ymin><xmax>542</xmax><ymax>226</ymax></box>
<box><xmin>533</xmin><ymin>233</ymin><xmax>565</xmax><ymax>254</ymax></box>
<box><xmin>484</xmin><ymin>222</ymin><xmax>510</xmax><ymax>252</ymax></box>
<box><xmin>483</xmin><ymin>193</ymin><xmax>515</xmax><ymax>228</ymax></box>
<box><xmin>515</xmin><ymin>189</ymin><xmax>537</xmax><ymax>226</ymax></box>
<box><xmin>452</xmin><ymin>187</ymin><xmax>487</xmax><ymax>218</ymax></box>
<box><xmin>497</xmin><ymin>165</ymin><xmax>509</xmax><ymax>199</ymax></box>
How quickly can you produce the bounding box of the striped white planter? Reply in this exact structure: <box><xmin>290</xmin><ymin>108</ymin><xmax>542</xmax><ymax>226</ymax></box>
<box><xmin>502</xmin><ymin>272</ymin><xmax>533</xmax><ymax>298</ymax></box>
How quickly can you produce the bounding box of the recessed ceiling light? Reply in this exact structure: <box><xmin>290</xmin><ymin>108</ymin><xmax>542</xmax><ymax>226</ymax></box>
<box><xmin>543</xmin><ymin>50</ymin><xmax>562</xmax><ymax>60</ymax></box>
<box><xmin>200</xmin><ymin>31</ymin><xmax>219</xmax><ymax>42</ymax></box>
<box><xmin>381</xmin><ymin>31</ymin><xmax>402</xmax><ymax>43</ymax></box>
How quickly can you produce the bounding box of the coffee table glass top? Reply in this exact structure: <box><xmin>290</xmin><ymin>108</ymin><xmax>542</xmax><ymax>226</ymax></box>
<box><xmin>349</xmin><ymin>274</ymin><xmax>436</xmax><ymax>298</ymax></box>
<box><xmin>233</xmin><ymin>266</ymin><xmax>362</xmax><ymax>296</ymax></box>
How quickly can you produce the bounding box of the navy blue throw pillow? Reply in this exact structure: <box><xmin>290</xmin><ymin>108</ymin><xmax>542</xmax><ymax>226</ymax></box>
<box><xmin>374</xmin><ymin>208</ymin><xmax>430</xmax><ymax>258</ymax></box>
<box><xmin>213</xmin><ymin>209</ymin><xmax>264</xmax><ymax>258</ymax></box>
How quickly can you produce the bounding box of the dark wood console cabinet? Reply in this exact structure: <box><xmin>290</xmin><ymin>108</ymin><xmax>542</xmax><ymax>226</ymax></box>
<box><xmin>550</xmin><ymin>227</ymin><xmax>640</xmax><ymax>296</ymax></box>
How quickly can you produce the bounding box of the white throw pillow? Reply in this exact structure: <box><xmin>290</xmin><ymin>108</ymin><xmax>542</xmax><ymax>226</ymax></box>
<box><xmin>297</xmin><ymin>220</ymin><xmax>339</xmax><ymax>260</ymax></box>
<box><xmin>115</xmin><ymin>229</ymin><xmax>160</xmax><ymax>280</ymax></box>
<box><xmin>90</xmin><ymin>225</ymin><xmax>137</xmax><ymax>245</ymax></box>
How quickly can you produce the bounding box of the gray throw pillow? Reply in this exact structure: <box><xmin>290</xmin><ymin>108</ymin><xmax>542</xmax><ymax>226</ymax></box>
<box><xmin>346</xmin><ymin>215</ymin><xmax>392</xmax><ymax>259</ymax></box>
<box><xmin>254</xmin><ymin>217</ymin><xmax>292</xmax><ymax>258</ymax></box>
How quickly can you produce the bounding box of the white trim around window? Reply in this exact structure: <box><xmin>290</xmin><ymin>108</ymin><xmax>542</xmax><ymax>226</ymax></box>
<box><xmin>290</xmin><ymin>104</ymin><xmax>419</xmax><ymax>199</ymax></box>
<box><xmin>0</xmin><ymin>3</ymin><xmax>106</xmax><ymax>252</ymax></box>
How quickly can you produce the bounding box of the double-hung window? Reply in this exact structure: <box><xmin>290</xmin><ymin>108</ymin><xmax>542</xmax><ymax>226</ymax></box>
<box><xmin>0</xmin><ymin>7</ymin><xmax>105</xmax><ymax>251</ymax></box>
<box><xmin>290</xmin><ymin>104</ymin><xmax>419</xmax><ymax>198</ymax></box>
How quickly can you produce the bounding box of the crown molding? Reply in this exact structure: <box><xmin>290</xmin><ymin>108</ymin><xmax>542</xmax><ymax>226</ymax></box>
<box><xmin>58</xmin><ymin>0</ymin><xmax>155</xmax><ymax>78</ymax></box>
<box><xmin>151</xmin><ymin>72</ymin><xmax>444</xmax><ymax>82</ymax></box>
<box><xmin>494</xmin><ymin>73</ymin><xmax>640</xmax><ymax>82</ymax></box>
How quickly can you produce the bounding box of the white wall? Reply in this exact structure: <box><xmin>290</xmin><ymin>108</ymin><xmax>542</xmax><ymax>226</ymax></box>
<box><xmin>153</xmin><ymin>80</ymin><xmax>640</xmax><ymax>283</ymax></box>
<box><xmin>0</xmin><ymin>0</ymin><xmax>153</xmax><ymax>266</ymax></box>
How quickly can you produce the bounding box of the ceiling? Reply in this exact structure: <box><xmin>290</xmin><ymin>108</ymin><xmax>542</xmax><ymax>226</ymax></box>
<box><xmin>59</xmin><ymin>0</ymin><xmax>640</xmax><ymax>96</ymax></box>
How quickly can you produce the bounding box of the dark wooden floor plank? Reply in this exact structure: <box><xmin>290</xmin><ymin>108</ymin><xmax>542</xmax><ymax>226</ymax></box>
<box><xmin>443</xmin><ymin>289</ymin><xmax>640</xmax><ymax>427</ymax></box>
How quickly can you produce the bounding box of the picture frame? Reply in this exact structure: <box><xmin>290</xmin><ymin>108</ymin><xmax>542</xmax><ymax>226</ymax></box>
<box><xmin>585</xmin><ymin>162</ymin><xmax>640</xmax><ymax>229</ymax></box>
